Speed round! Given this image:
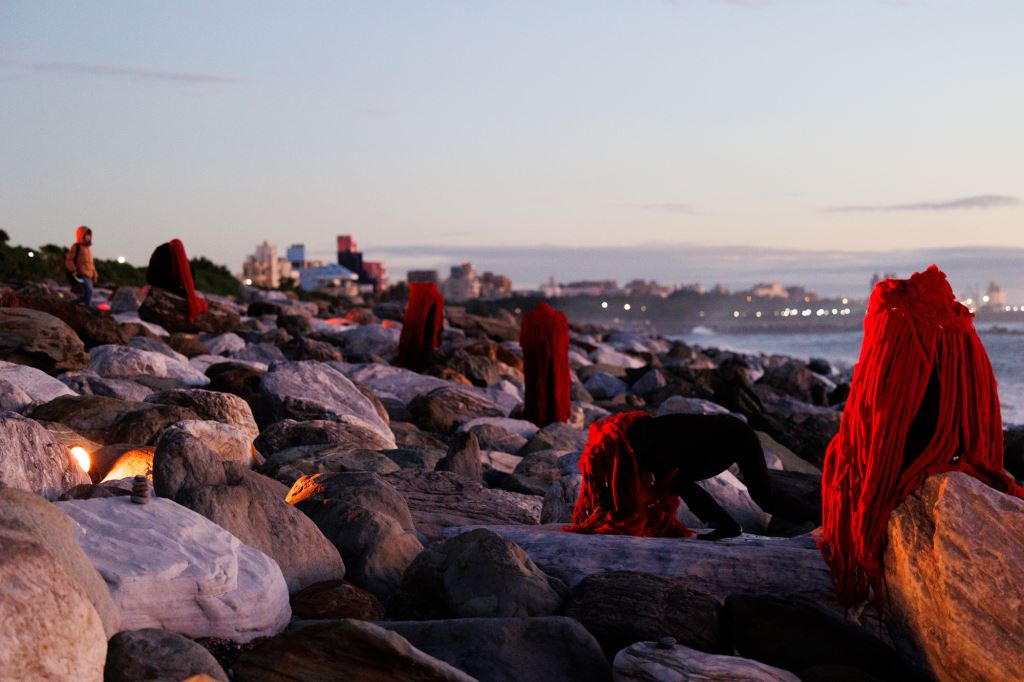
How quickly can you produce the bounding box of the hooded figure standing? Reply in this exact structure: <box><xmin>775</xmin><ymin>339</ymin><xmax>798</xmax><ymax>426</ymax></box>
<box><xmin>65</xmin><ymin>226</ymin><xmax>98</xmax><ymax>307</ymax></box>
<box><xmin>820</xmin><ymin>265</ymin><xmax>1024</xmax><ymax>607</ymax></box>
<box><xmin>520</xmin><ymin>302</ymin><xmax>571</xmax><ymax>426</ymax></box>
<box><xmin>396</xmin><ymin>282</ymin><xmax>444</xmax><ymax>372</ymax></box>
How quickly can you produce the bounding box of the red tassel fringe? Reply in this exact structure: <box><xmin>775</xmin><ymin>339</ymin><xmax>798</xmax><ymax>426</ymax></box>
<box><xmin>820</xmin><ymin>264</ymin><xmax>1024</xmax><ymax>606</ymax></box>
<box><xmin>520</xmin><ymin>303</ymin><xmax>572</xmax><ymax>426</ymax></box>
<box><xmin>397</xmin><ymin>282</ymin><xmax>444</xmax><ymax>372</ymax></box>
<box><xmin>168</xmin><ymin>239</ymin><xmax>208</xmax><ymax>323</ymax></box>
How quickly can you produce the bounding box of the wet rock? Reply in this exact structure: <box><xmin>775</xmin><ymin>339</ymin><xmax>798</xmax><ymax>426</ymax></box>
<box><xmin>0</xmin><ymin>306</ymin><xmax>89</xmax><ymax>372</ymax></box>
<box><xmin>139</xmin><ymin>287</ymin><xmax>240</xmax><ymax>335</ymax></box>
<box><xmin>58</xmin><ymin>497</ymin><xmax>291</xmax><ymax>642</ymax></box>
<box><xmin>392</xmin><ymin>528</ymin><xmax>565</xmax><ymax>619</ymax></box>
<box><xmin>234</xmin><ymin>619</ymin><xmax>474</xmax><ymax>682</ymax></box>
<box><xmin>380</xmin><ymin>616</ymin><xmax>611</xmax><ymax>682</ymax></box>
<box><xmin>290</xmin><ymin>579</ymin><xmax>385</xmax><ymax>620</ymax></box>
<box><xmin>86</xmin><ymin>343</ymin><xmax>210</xmax><ymax>386</ymax></box>
<box><xmin>409</xmin><ymin>386</ymin><xmax>505</xmax><ymax>434</ymax></box>
<box><xmin>884</xmin><ymin>472</ymin><xmax>1024</xmax><ymax>682</ymax></box>
<box><xmin>0</xmin><ymin>486</ymin><xmax>120</xmax><ymax>636</ymax></box>
<box><xmin>614</xmin><ymin>641</ymin><xmax>800</xmax><ymax>682</ymax></box>
<box><xmin>567</xmin><ymin>570</ymin><xmax>723</xmax><ymax>656</ymax></box>
<box><xmin>0</xmin><ymin>360</ymin><xmax>76</xmax><ymax>412</ymax></box>
<box><xmin>104</xmin><ymin>629</ymin><xmax>229</xmax><ymax>682</ymax></box>
<box><xmin>260</xmin><ymin>361</ymin><xmax>393</xmax><ymax>442</ymax></box>
<box><xmin>385</xmin><ymin>470</ymin><xmax>541</xmax><ymax>541</ymax></box>
<box><xmin>146</xmin><ymin>388</ymin><xmax>259</xmax><ymax>441</ymax></box>
<box><xmin>0</xmin><ymin>411</ymin><xmax>89</xmax><ymax>498</ymax></box>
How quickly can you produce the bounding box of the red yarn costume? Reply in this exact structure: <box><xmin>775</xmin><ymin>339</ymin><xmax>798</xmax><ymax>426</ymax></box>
<box><xmin>567</xmin><ymin>411</ymin><xmax>693</xmax><ymax>537</ymax></box>
<box><xmin>820</xmin><ymin>265</ymin><xmax>1024</xmax><ymax>606</ymax></box>
<box><xmin>168</xmin><ymin>239</ymin><xmax>208</xmax><ymax>323</ymax></box>
<box><xmin>397</xmin><ymin>282</ymin><xmax>444</xmax><ymax>372</ymax></box>
<box><xmin>520</xmin><ymin>303</ymin><xmax>572</xmax><ymax>427</ymax></box>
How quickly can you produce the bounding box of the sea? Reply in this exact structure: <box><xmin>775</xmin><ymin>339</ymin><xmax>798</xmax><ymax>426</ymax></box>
<box><xmin>678</xmin><ymin>322</ymin><xmax>1024</xmax><ymax>427</ymax></box>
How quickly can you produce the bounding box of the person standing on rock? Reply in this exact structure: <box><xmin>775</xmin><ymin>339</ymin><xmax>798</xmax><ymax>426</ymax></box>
<box><xmin>820</xmin><ymin>265</ymin><xmax>1024</xmax><ymax>607</ymax></box>
<box><xmin>144</xmin><ymin>239</ymin><xmax>209</xmax><ymax>323</ymax></box>
<box><xmin>65</xmin><ymin>225</ymin><xmax>98</xmax><ymax>307</ymax></box>
<box><xmin>396</xmin><ymin>282</ymin><xmax>444</xmax><ymax>372</ymax></box>
<box><xmin>520</xmin><ymin>302</ymin><xmax>571</xmax><ymax>427</ymax></box>
<box><xmin>567</xmin><ymin>411</ymin><xmax>775</xmax><ymax>540</ymax></box>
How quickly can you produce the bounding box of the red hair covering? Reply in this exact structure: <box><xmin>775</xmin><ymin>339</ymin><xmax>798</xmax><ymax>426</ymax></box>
<box><xmin>75</xmin><ymin>226</ymin><xmax>91</xmax><ymax>243</ymax></box>
<box><xmin>168</xmin><ymin>239</ymin><xmax>208</xmax><ymax>323</ymax></box>
<box><xmin>396</xmin><ymin>282</ymin><xmax>444</xmax><ymax>372</ymax></box>
<box><xmin>820</xmin><ymin>265</ymin><xmax>1024</xmax><ymax>606</ymax></box>
<box><xmin>567</xmin><ymin>411</ymin><xmax>693</xmax><ymax>537</ymax></box>
<box><xmin>520</xmin><ymin>303</ymin><xmax>571</xmax><ymax>426</ymax></box>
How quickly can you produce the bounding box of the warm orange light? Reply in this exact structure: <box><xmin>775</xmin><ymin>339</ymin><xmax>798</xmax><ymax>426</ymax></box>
<box><xmin>70</xmin><ymin>446</ymin><xmax>90</xmax><ymax>473</ymax></box>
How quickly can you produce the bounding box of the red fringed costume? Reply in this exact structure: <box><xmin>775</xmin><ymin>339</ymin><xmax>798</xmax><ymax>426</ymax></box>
<box><xmin>169</xmin><ymin>239</ymin><xmax>208</xmax><ymax>323</ymax></box>
<box><xmin>397</xmin><ymin>282</ymin><xmax>444</xmax><ymax>372</ymax></box>
<box><xmin>567</xmin><ymin>411</ymin><xmax>693</xmax><ymax>537</ymax></box>
<box><xmin>146</xmin><ymin>239</ymin><xmax>208</xmax><ymax>323</ymax></box>
<box><xmin>820</xmin><ymin>265</ymin><xmax>1024</xmax><ymax>606</ymax></box>
<box><xmin>520</xmin><ymin>303</ymin><xmax>572</xmax><ymax>426</ymax></box>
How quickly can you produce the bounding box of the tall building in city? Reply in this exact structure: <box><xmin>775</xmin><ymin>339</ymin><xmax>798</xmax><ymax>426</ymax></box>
<box><xmin>336</xmin><ymin>234</ymin><xmax>387</xmax><ymax>293</ymax></box>
<box><xmin>985</xmin><ymin>281</ymin><xmax>1008</xmax><ymax>309</ymax></box>
<box><xmin>408</xmin><ymin>270</ymin><xmax>440</xmax><ymax>285</ymax></box>
<box><xmin>242</xmin><ymin>241</ymin><xmax>293</xmax><ymax>289</ymax></box>
<box><xmin>286</xmin><ymin>244</ymin><xmax>306</xmax><ymax>269</ymax></box>
<box><xmin>441</xmin><ymin>262</ymin><xmax>482</xmax><ymax>302</ymax></box>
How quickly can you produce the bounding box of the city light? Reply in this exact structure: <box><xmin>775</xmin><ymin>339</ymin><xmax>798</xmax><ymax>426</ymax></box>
<box><xmin>601</xmin><ymin>301</ymin><xmax>608</xmax><ymax>309</ymax></box>
<box><xmin>733</xmin><ymin>310</ymin><xmax>740</xmax><ymax>318</ymax></box>
<box><xmin>640</xmin><ymin>305</ymin><xmax>647</xmax><ymax>312</ymax></box>
<box><xmin>841</xmin><ymin>297</ymin><xmax>849</xmax><ymax>305</ymax></box>
<box><xmin>983</xmin><ymin>295</ymin><xmax>990</xmax><ymax>303</ymax></box>
<box><xmin>244</xmin><ymin>278</ymin><xmax>253</xmax><ymax>286</ymax></box>
<box><xmin>755</xmin><ymin>311</ymin><xmax>762</xmax><ymax>318</ymax></box>
<box><xmin>116</xmin><ymin>256</ymin><xmax>126</xmax><ymax>264</ymax></box>
<box><xmin>27</xmin><ymin>250</ymin><xmax>34</xmax><ymax>258</ymax></box>
<box><xmin>623</xmin><ymin>303</ymin><xmax>631</xmax><ymax>311</ymax></box>
<box><xmin>802</xmin><ymin>309</ymin><xmax>812</xmax><ymax>317</ymax></box>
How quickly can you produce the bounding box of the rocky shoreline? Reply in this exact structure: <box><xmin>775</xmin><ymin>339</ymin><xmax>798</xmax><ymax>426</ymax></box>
<box><xmin>1</xmin><ymin>280</ymin><xmax>1022</xmax><ymax>681</ymax></box>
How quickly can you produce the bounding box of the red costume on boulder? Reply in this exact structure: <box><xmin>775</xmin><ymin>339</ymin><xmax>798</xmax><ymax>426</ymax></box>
<box><xmin>145</xmin><ymin>239</ymin><xmax>208</xmax><ymax>323</ymax></box>
<box><xmin>397</xmin><ymin>282</ymin><xmax>444</xmax><ymax>372</ymax></box>
<box><xmin>520</xmin><ymin>303</ymin><xmax>571</xmax><ymax>427</ymax></box>
<box><xmin>567</xmin><ymin>411</ymin><xmax>693</xmax><ymax>537</ymax></box>
<box><xmin>820</xmin><ymin>265</ymin><xmax>1024</xmax><ymax>606</ymax></box>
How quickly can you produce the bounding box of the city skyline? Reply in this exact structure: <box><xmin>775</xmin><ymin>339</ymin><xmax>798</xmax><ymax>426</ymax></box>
<box><xmin>2</xmin><ymin>1</ymin><xmax>1022</xmax><ymax>292</ymax></box>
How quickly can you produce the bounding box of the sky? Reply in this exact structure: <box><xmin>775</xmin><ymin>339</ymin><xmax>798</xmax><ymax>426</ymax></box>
<box><xmin>1</xmin><ymin>1</ymin><xmax>1022</xmax><ymax>294</ymax></box>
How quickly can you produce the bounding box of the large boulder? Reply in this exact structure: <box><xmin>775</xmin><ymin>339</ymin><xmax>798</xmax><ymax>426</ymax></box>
<box><xmin>145</xmin><ymin>388</ymin><xmax>259</xmax><ymax>440</ymax></box>
<box><xmin>0</xmin><ymin>360</ymin><xmax>76</xmax><ymax>412</ymax></box>
<box><xmin>85</xmin><ymin>344</ymin><xmax>210</xmax><ymax>387</ymax></box>
<box><xmin>172</xmin><ymin>419</ymin><xmax>258</xmax><ymax>468</ymax></box>
<box><xmin>380</xmin><ymin>617</ymin><xmax>611</xmax><ymax>682</ymax></box>
<box><xmin>338</xmin><ymin>362</ymin><xmax>451</xmax><ymax>405</ymax></box>
<box><xmin>104</xmin><ymin>629</ymin><xmax>229</xmax><ymax>682</ymax></box>
<box><xmin>518</xmin><ymin>421</ymin><xmax>588</xmax><ymax>456</ymax></box>
<box><xmin>392</xmin><ymin>528</ymin><xmax>565</xmax><ymax>619</ymax></box>
<box><xmin>234</xmin><ymin>619</ymin><xmax>475</xmax><ymax>681</ymax></box>
<box><xmin>290</xmin><ymin>579</ymin><xmax>385</xmax><ymax>620</ymax></box>
<box><xmin>286</xmin><ymin>472</ymin><xmax>417</xmax><ymax>530</ymax></box>
<box><xmin>435</xmin><ymin>430</ymin><xmax>482</xmax><ymax>480</ymax></box>
<box><xmin>254</xmin><ymin>417</ymin><xmax>397</xmax><ymax>460</ymax></box>
<box><xmin>336</xmin><ymin>323</ymin><xmax>401</xmax><ymax>361</ymax></box>
<box><xmin>262</xmin><ymin>444</ymin><xmax>401</xmax><ymax>484</ymax></box>
<box><xmin>14</xmin><ymin>292</ymin><xmax>128</xmax><ymax>347</ymax></box>
<box><xmin>204</xmin><ymin>332</ymin><xmax>246</xmax><ymax>356</ymax></box>
<box><xmin>0</xmin><ymin>411</ymin><xmax>89</xmax><ymax>498</ymax></box>
<box><xmin>58</xmin><ymin>370</ymin><xmax>155</xmax><ymax>402</ymax></box>
<box><xmin>566</xmin><ymin>570</ymin><xmax>723</xmax><ymax>657</ymax></box>
<box><xmin>153</xmin><ymin>427</ymin><xmax>344</xmax><ymax>593</ymax></box>
<box><xmin>58</xmin><ymin>497</ymin><xmax>291</xmax><ymax>642</ymax></box>
<box><xmin>260</xmin><ymin>361</ymin><xmax>392</xmax><ymax>441</ymax></box>
<box><xmin>385</xmin><ymin>470</ymin><xmax>542</xmax><ymax>541</ymax></box>
<box><xmin>0</xmin><ymin>307</ymin><xmax>89</xmax><ymax>372</ymax></box>
<box><xmin>139</xmin><ymin>287</ymin><xmax>241</xmax><ymax>334</ymax></box>
<box><xmin>884</xmin><ymin>472</ymin><xmax>1024</xmax><ymax>682</ymax></box>
<box><xmin>409</xmin><ymin>386</ymin><xmax>505</xmax><ymax>433</ymax></box>
<box><xmin>27</xmin><ymin>394</ymin><xmax>200</xmax><ymax>445</ymax></box>
<box><xmin>0</xmin><ymin>486</ymin><xmax>119</xmax><ymax>636</ymax></box>
<box><xmin>0</xmin><ymin>533</ymin><xmax>107</xmax><ymax>681</ymax></box>
<box><xmin>613</xmin><ymin>641</ymin><xmax>800</xmax><ymax>682</ymax></box>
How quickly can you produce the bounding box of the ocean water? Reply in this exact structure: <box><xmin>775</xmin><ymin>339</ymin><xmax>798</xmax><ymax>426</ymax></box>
<box><xmin>679</xmin><ymin>322</ymin><xmax>1024</xmax><ymax>427</ymax></box>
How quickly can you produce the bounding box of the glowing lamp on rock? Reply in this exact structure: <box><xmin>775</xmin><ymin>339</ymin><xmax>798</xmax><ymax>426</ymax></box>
<box><xmin>69</xmin><ymin>446</ymin><xmax>90</xmax><ymax>473</ymax></box>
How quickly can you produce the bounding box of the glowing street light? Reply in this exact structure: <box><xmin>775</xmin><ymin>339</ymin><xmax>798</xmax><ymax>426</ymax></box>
<box><xmin>623</xmin><ymin>303</ymin><xmax>631</xmax><ymax>311</ymax></box>
<box><xmin>27</xmin><ymin>250</ymin><xmax>34</xmax><ymax>258</ymax></box>
<box><xmin>116</xmin><ymin>256</ymin><xmax>127</xmax><ymax>264</ymax></box>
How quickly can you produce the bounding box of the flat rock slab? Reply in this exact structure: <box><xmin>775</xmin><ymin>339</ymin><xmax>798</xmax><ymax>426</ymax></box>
<box><xmin>441</xmin><ymin>524</ymin><xmax>831</xmax><ymax>603</ymax></box>
<box><xmin>614</xmin><ymin>641</ymin><xmax>800</xmax><ymax>682</ymax></box>
<box><xmin>58</xmin><ymin>497</ymin><xmax>291</xmax><ymax>643</ymax></box>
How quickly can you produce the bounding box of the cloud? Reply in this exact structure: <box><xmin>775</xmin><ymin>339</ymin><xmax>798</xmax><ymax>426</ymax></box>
<box><xmin>27</xmin><ymin>61</ymin><xmax>239</xmax><ymax>85</ymax></box>
<box><xmin>826</xmin><ymin>194</ymin><xmax>1020</xmax><ymax>213</ymax></box>
<box><xmin>626</xmin><ymin>202</ymin><xmax>700</xmax><ymax>215</ymax></box>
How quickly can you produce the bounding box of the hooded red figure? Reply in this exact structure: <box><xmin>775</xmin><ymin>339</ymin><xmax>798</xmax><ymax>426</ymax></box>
<box><xmin>145</xmin><ymin>239</ymin><xmax>208</xmax><ymax>323</ymax></box>
<box><xmin>520</xmin><ymin>303</ymin><xmax>571</xmax><ymax>427</ymax></box>
<box><xmin>820</xmin><ymin>265</ymin><xmax>1024</xmax><ymax>606</ymax></box>
<box><xmin>397</xmin><ymin>282</ymin><xmax>444</xmax><ymax>372</ymax></box>
<box><xmin>566</xmin><ymin>411</ymin><xmax>692</xmax><ymax>538</ymax></box>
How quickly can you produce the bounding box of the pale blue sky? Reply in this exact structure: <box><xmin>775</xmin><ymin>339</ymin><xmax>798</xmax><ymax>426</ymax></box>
<box><xmin>1</xmin><ymin>1</ymin><xmax>1022</xmax><ymax>290</ymax></box>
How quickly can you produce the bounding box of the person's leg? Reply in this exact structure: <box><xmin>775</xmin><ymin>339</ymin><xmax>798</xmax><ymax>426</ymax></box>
<box><xmin>675</xmin><ymin>479</ymin><xmax>742</xmax><ymax>540</ymax></box>
<box><xmin>80</xmin><ymin>276</ymin><xmax>93</xmax><ymax>307</ymax></box>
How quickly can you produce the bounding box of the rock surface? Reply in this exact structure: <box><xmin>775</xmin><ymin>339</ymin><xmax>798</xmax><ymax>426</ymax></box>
<box><xmin>613</xmin><ymin>641</ymin><xmax>800</xmax><ymax>682</ymax></box>
<box><xmin>86</xmin><ymin>343</ymin><xmax>211</xmax><ymax>386</ymax></box>
<box><xmin>290</xmin><ymin>579</ymin><xmax>385</xmax><ymax>620</ymax></box>
<box><xmin>393</xmin><ymin>528</ymin><xmax>565</xmax><ymax>619</ymax></box>
<box><xmin>58</xmin><ymin>369</ymin><xmax>155</xmax><ymax>402</ymax></box>
<box><xmin>146</xmin><ymin>388</ymin><xmax>259</xmax><ymax>441</ymax></box>
<box><xmin>28</xmin><ymin>394</ymin><xmax>200</xmax><ymax>445</ymax></box>
<box><xmin>884</xmin><ymin>472</ymin><xmax>1024</xmax><ymax>682</ymax></box>
<box><xmin>0</xmin><ymin>360</ymin><xmax>76</xmax><ymax>412</ymax></box>
<box><xmin>409</xmin><ymin>386</ymin><xmax>505</xmax><ymax>433</ymax></box>
<box><xmin>380</xmin><ymin>616</ymin><xmax>612</xmax><ymax>682</ymax></box>
<box><xmin>0</xmin><ymin>411</ymin><xmax>89</xmax><ymax>499</ymax></box>
<box><xmin>0</xmin><ymin>306</ymin><xmax>90</xmax><ymax>372</ymax></box>
<box><xmin>234</xmin><ymin>619</ymin><xmax>475</xmax><ymax>682</ymax></box>
<box><xmin>58</xmin><ymin>497</ymin><xmax>291</xmax><ymax>642</ymax></box>
<box><xmin>139</xmin><ymin>287</ymin><xmax>240</xmax><ymax>334</ymax></box>
<box><xmin>104</xmin><ymin>629</ymin><xmax>229</xmax><ymax>682</ymax></box>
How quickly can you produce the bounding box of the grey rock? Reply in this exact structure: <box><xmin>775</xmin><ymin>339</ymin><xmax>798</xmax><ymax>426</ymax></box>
<box><xmin>104</xmin><ymin>629</ymin><xmax>228</xmax><ymax>682</ymax></box>
<box><xmin>518</xmin><ymin>421</ymin><xmax>587</xmax><ymax>456</ymax></box>
<box><xmin>584</xmin><ymin>372</ymin><xmax>630</xmax><ymax>400</ymax></box>
<box><xmin>0</xmin><ymin>306</ymin><xmax>89</xmax><ymax>373</ymax></box>
<box><xmin>85</xmin><ymin>344</ymin><xmax>210</xmax><ymax>386</ymax></box>
<box><xmin>58</xmin><ymin>370</ymin><xmax>155</xmax><ymax>402</ymax></box>
<box><xmin>0</xmin><ymin>360</ymin><xmax>76</xmax><ymax>412</ymax></box>
<box><xmin>232</xmin><ymin>342</ymin><xmax>286</xmax><ymax>365</ymax></box>
<box><xmin>145</xmin><ymin>388</ymin><xmax>259</xmax><ymax>441</ymax></box>
<box><xmin>255</xmin><ymin>418</ymin><xmax>397</xmax><ymax>462</ymax></box>
<box><xmin>409</xmin><ymin>386</ymin><xmax>505</xmax><ymax>434</ymax></box>
<box><xmin>436</xmin><ymin>431</ymin><xmax>482</xmax><ymax>480</ymax></box>
<box><xmin>0</xmin><ymin>411</ymin><xmax>89</xmax><ymax>499</ymax></box>
<box><xmin>614</xmin><ymin>641</ymin><xmax>800</xmax><ymax>682</ymax></box>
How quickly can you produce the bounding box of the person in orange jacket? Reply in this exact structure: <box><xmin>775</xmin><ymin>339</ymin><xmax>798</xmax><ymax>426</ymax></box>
<box><xmin>65</xmin><ymin>226</ymin><xmax>98</xmax><ymax>307</ymax></box>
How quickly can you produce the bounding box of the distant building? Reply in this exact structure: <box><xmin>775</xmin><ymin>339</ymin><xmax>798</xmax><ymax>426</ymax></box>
<box><xmin>985</xmin><ymin>282</ymin><xmax>1008</xmax><ymax>309</ymax></box>
<box><xmin>549</xmin><ymin>280</ymin><xmax>620</xmax><ymax>297</ymax></box>
<box><xmin>746</xmin><ymin>281</ymin><xmax>789</xmax><ymax>299</ymax></box>
<box><xmin>363</xmin><ymin>261</ymin><xmax>388</xmax><ymax>291</ymax></box>
<box><xmin>408</xmin><ymin>270</ymin><xmax>440</xmax><ymax>285</ymax></box>
<box><xmin>442</xmin><ymin>263</ymin><xmax>482</xmax><ymax>302</ymax></box>
<box><xmin>480</xmin><ymin>271</ymin><xmax>512</xmax><ymax>299</ymax></box>
<box><xmin>299</xmin><ymin>263</ymin><xmax>359</xmax><ymax>295</ymax></box>
<box><xmin>286</xmin><ymin>244</ymin><xmax>307</xmax><ymax>269</ymax></box>
<box><xmin>624</xmin><ymin>279</ymin><xmax>675</xmax><ymax>298</ymax></box>
<box><xmin>336</xmin><ymin>234</ymin><xmax>386</xmax><ymax>293</ymax></box>
<box><xmin>242</xmin><ymin>241</ymin><xmax>293</xmax><ymax>289</ymax></box>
